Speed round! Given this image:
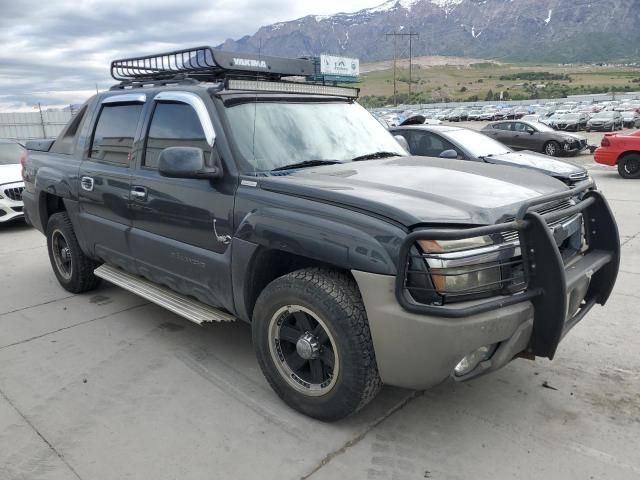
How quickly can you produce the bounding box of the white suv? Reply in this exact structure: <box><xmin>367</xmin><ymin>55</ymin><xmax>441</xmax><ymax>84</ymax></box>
<box><xmin>0</xmin><ymin>140</ymin><xmax>25</xmax><ymax>223</ymax></box>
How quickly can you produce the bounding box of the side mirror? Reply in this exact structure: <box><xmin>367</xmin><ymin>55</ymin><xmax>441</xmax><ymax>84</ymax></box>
<box><xmin>393</xmin><ymin>135</ymin><xmax>410</xmax><ymax>153</ymax></box>
<box><xmin>528</xmin><ymin>129</ymin><xmax>535</xmax><ymax>135</ymax></box>
<box><xmin>439</xmin><ymin>149</ymin><xmax>458</xmax><ymax>159</ymax></box>
<box><xmin>158</xmin><ymin>147</ymin><xmax>222</xmax><ymax>179</ymax></box>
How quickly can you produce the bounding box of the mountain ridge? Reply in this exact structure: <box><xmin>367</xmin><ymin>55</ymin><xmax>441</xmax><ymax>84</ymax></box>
<box><xmin>218</xmin><ymin>0</ymin><xmax>640</xmax><ymax>64</ymax></box>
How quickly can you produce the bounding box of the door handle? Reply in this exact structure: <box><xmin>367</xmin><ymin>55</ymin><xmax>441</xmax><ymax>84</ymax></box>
<box><xmin>81</xmin><ymin>176</ymin><xmax>94</xmax><ymax>192</ymax></box>
<box><xmin>130</xmin><ymin>186</ymin><xmax>148</xmax><ymax>201</ymax></box>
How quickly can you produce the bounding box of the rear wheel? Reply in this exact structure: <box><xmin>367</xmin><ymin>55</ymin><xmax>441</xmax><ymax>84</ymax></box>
<box><xmin>252</xmin><ymin>268</ymin><xmax>381</xmax><ymax>421</ymax></box>
<box><xmin>544</xmin><ymin>141</ymin><xmax>560</xmax><ymax>157</ymax></box>
<box><xmin>618</xmin><ymin>153</ymin><xmax>640</xmax><ymax>179</ymax></box>
<box><xmin>46</xmin><ymin>212</ymin><xmax>101</xmax><ymax>293</ymax></box>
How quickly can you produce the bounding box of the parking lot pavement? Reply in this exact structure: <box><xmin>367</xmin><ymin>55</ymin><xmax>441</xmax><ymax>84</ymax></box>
<box><xmin>1</xmin><ymin>165</ymin><xmax>638</xmax><ymax>480</ymax></box>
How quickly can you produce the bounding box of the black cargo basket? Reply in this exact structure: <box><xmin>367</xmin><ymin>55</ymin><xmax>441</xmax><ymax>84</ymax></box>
<box><xmin>110</xmin><ymin>46</ymin><xmax>315</xmax><ymax>82</ymax></box>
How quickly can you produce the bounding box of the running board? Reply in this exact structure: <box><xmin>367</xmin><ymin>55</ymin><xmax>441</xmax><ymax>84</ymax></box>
<box><xmin>94</xmin><ymin>264</ymin><xmax>235</xmax><ymax>324</ymax></box>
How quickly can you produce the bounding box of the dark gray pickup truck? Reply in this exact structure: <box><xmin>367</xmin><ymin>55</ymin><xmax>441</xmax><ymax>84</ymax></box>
<box><xmin>22</xmin><ymin>47</ymin><xmax>620</xmax><ymax>421</ymax></box>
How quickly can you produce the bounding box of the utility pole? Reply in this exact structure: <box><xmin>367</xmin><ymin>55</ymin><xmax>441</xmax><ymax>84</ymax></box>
<box><xmin>409</xmin><ymin>33</ymin><xmax>413</xmax><ymax>99</ymax></box>
<box><xmin>386</xmin><ymin>32</ymin><xmax>419</xmax><ymax>105</ymax></box>
<box><xmin>36</xmin><ymin>103</ymin><xmax>45</xmax><ymax>137</ymax></box>
<box><xmin>386</xmin><ymin>33</ymin><xmax>398</xmax><ymax>106</ymax></box>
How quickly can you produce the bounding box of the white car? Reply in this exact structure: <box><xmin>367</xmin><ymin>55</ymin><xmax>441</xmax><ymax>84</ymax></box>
<box><xmin>0</xmin><ymin>140</ymin><xmax>25</xmax><ymax>223</ymax></box>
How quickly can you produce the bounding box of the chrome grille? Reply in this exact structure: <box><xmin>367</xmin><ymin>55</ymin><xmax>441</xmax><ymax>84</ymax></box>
<box><xmin>501</xmin><ymin>200</ymin><xmax>574</xmax><ymax>242</ymax></box>
<box><xmin>2</xmin><ymin>183</ymin><xmax>24</xmax><ymax>202</ymax></box>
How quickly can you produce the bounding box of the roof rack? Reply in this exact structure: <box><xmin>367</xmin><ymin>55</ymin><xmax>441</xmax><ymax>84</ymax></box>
<box><xmin>110</xmin><ymin>46</ymin><xmax>315</xmax><ymax>82</ymax></box>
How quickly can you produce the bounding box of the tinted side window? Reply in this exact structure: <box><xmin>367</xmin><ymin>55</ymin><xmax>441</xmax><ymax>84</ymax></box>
<box><xmin>411</xmin><ymin>132</ymin><xmax>457</xmax><ymax>157</ymax></box>
<box><xmin>493</xmin><ymin>123</ymin><xmax>512</xmax><ymax>131</ymax></box>
<box><xmin>144</xmin><ymin>102</ymin><xmax>210</xmax><ymax>169</ymax></box>
<box><xmin>90</xmin><ymin>104</ymin><xmax>142</xmax><ymax>164</ymax></box>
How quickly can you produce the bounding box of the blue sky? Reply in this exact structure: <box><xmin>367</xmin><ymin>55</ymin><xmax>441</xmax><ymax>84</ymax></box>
<box><xmin>0</xmin><ymin>0</ymin><xmax>378</xmax><ymax>111</ymax></box>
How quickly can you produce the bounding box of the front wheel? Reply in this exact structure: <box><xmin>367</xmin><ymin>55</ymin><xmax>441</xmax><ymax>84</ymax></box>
<box><xmin>544</xmin><ymin>141</ymin><xmax>560</xmax><ymax>157</ymax></box>
<box><xmin>252</xmin><ymin>268</ymin><xmax>382</xmax><ymax>421</ymax></box>
<box><xmin>46</xmin><ymin>212</ymin><xmax>101</xmax><ymax>293</ymax></box>
<box><xmin>618</xmin><ymin>153</ymin><xmax>640</xmax><ymax>179</ymax></box>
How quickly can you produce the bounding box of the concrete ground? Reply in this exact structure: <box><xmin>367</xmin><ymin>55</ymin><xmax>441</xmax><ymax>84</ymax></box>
<box><xmin>1</xmin><ymin>140</ymin><xmax>638</xmax><ymax>480</ymax></box>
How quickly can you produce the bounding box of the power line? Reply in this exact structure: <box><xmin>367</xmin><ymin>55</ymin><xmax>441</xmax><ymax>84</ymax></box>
<box><xmin>385</xmin><ymin>32</ymin><xmax>419</xmax><ymax>106</ymax></box>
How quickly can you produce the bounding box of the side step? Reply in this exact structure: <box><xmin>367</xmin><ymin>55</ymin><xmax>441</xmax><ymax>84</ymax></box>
<box><xmin>94</xmin><ymin>264</ymin><xmax>235</xmax><ymax>324</ymax></box>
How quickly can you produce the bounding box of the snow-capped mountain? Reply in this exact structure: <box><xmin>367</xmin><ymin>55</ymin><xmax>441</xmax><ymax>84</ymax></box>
<box><xmin>218</xmin><ymin>0</ymin><xmax>639</xmax><ymax>63</ymax></box>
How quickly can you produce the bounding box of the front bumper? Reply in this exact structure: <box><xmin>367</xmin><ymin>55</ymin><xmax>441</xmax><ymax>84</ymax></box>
<box><xmin>354</xmin><ymin>187</ymin><xmax>620</xmax><ymax>390</ymax></box>
<box><xmin>353</xmin><ymin>271</ymin><xmax>537</xmax><ymax>389</ymax></box>
<box><xmin>556</xmin><ymin>124</ymin><xmax>580</xmax><ymax>131</ymax></box>
<box><xmin>587</xmin><ymin>124</ymin><xmax>613</xmax><ymax>131</ymax></box>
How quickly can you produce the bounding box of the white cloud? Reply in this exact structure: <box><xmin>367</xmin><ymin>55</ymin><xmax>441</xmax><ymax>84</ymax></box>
<box><xmin>0</xmin><ymin>0</ymin><xmax>378</xmax><ymax>111</ymax></box>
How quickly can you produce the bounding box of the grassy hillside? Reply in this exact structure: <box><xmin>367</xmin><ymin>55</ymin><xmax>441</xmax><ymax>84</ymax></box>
<box><xmin>357</xmin><ymin>58</ymin><xmax>640</xmax><ymax>107</ymax></box>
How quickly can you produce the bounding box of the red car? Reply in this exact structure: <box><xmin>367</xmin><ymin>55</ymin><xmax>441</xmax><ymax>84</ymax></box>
<box><xmin>594</xmin><ymin>131</ymin><xmax>640</xmax><ymax>179</ymax></box>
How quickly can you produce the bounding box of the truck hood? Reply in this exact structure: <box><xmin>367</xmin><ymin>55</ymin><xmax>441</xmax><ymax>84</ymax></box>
<box><xmin>0</xmin><ymin>164</ymin><xmax>22</xmax><ymax>185</ymax></box>
<box><xmin>482</xmin><ymin>151</ymin><xmax>587</xmax><ymax>180</ymax></box>
<box><xmin>258</xmin><ymin>157</ymin><xmax>568</xmax><ymax>227</ymax></box>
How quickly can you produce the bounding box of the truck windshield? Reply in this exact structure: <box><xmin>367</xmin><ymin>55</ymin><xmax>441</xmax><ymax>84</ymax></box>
<box><xmin>225</xmin><ymin>101</ymin><xmax>407</xmax><ymax>172</ymax></box>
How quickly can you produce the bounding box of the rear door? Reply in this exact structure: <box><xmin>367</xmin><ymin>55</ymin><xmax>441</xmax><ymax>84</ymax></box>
<box><xmin>129</xmin><ymin>91</ymin><xmax>235</xmax><ymax>310</ymax></box>
<box><xmin>77</xmin><ymin>94</ymin><xmax>145</xmax><ymax>271</ymax></box>
<box><xmin>483</xmin><ymin>122</ymin><xmax>516</xmax><ymax>147</ymax></box>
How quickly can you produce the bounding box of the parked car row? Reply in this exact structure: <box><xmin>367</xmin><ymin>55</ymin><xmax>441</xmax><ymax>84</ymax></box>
<box><xmin>372</xmin><ymin>98</ymin><xmax>640</xmax><ymax>131</ymax></box>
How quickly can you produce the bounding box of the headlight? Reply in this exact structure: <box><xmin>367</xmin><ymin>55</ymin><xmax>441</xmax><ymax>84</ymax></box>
<box><xmin>430</xmin><ymin>262</ymin><xmax>502</xmax><ymax>295</ymax></box>
<box><xmin>416</xmin><ymin>236</ymin><xmax>509</xmax><ymax>298</ymax></box>
<box><xmin>418</xmin><ymin>236</ymin><xmax>492</xmax><ymax>253</ymax></box>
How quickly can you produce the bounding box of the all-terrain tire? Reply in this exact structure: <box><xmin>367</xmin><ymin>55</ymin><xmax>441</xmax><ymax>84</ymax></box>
<box><xmin>252</xmin><ymin>268</ymin><xmax>382</xmax><ymax>421</ymax></box>
<box><xmin>46</xmin><ymin>212</ymin><xmax>102</xmax><ymax>293</ymax></box>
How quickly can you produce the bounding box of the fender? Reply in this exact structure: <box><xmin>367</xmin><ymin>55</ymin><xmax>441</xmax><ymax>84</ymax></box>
<box><xmin>34</xmin><ymin>165</ymin><xmax>78</xmax><ymax>202</ymax></box>
<box><xmin>231</xmin><ymin>203</ymin><xmax>405</xmax><ymax>323</ymax></box>
<box><xmin>30</xmin><ymin>156</ymin><xmax>93</xmax><ymax>255</ymax></box>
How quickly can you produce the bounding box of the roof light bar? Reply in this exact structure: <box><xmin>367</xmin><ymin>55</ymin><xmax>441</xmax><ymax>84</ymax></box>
<box><xmin>226</xmin><ymin>79</ymin><xmax>359</xmax><ymax>98</ymax></box>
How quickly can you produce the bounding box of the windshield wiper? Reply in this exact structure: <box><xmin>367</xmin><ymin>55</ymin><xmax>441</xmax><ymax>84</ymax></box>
<box><xmin>351</xmin><ymin>151</ymin><xmax>401</xmax><ymax>162</ymax></box>
<box><xmin>271</xmin><ymin>160</ymin><xmax>341</xmax><ymax>172</ymax></box>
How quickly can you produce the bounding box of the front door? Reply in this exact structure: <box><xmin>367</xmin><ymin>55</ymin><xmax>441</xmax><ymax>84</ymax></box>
<box><xmin>129</xmin><ymin>92</ymin><xmax>235</xmax><ymax>310</ymax></box>
<box><xmin>77</xmin><ymin>95</ymin><xmax>146</xmax><ymax>272</ymax></box>
<box><xmin>510</xmin><ymin>122</ymin><xmax>535</xmax><ymax>150</ymax></box>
